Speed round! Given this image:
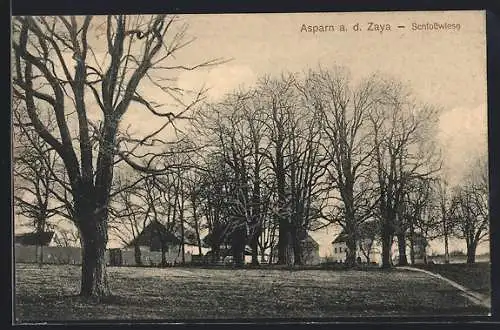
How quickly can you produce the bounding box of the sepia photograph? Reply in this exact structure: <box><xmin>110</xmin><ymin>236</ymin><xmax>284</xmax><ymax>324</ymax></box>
<box><xmin>11</xmin><ymin>10</ymin><xmax>490</xmax><ymax>322</ymax></box>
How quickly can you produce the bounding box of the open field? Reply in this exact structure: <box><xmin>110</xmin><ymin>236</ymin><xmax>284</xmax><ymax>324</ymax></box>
<box><xmin>14</xmin><ymin>263</ymin><xmax>489</xmax><ymax>322</ymax></box>
<box><xmin>413</xmin><ymin>262</ymin><xmax>491</xmax><ymax>295</ymax></box>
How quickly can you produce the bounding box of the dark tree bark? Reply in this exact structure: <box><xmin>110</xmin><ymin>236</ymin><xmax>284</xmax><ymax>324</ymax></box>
<box><xmin>291</xmin><ymin>224</ymin><xmax>303</xmax><ymax>266</ymax></box>
<box><xmin>190</xmin><ymin>191</ymin><xmax>203</xmax><ymax>256</ymax></box>
<box><xmin>276</xmin><ymin>146</ymin><xmax>288</xmax><ymax>265</ymax></box>
<box><xmin>444</xmin><ymin>226</ymin><xmax>450</xmax><ymax>264</ymax></box>
<box><xmin>381</xmin><ymin>219</ymin><xmax>394</xmax><ymax>269</ymax></box>
<box><xmin>344</xmin><ymin>218</ymin><xmax>357</xmax><ymax>267</ymax></box>
<box><xmin>250</xmin><ymin>228</ymin><xmax>260</xmax><ymax>265</ymax></box>
<box><xmin>231</xmin><ymin>224</ymin><xmax>246</xmax><ymax>267</ymax></box>
<box><xmin>79</xmin><ymin>216</ymin><xmax>110</xmax><ymax>297</ymax></box>
<box><xmin>134</xmin><ymin>244</ymin><xmax>142</xmax><ymax>266</ymax></box>
<box><xmin>397</xmin><ymin>232</ymin><xmax>408</xmax><ymax>266</ymax></box>
<box><xmin>409</xmin><ymin>225</ymin><xmax>416</xmax><ymax>265</ymax></box>
<box><xmin>250</xmin><ymin>163</ymin><xmax>261</xmax><ymax>265</ymax></box>
<box><xmin>277</xmin><ymin>217</ymin><xmax>289</xmax><ymax>265</ymax></box>
<box><xmin>466</xmin><ymin>241</ymin><xmax>477</xmax><ymax>264</ymax></box>
<box><xmin>180</xmin><ymin>206</ymin><xmax>186</xmax><ymax>264</ymax></box>
<box><xmin>161</xmin><ymin>246</ymin><xmax>167</xmax><ymax>267</ymax></box>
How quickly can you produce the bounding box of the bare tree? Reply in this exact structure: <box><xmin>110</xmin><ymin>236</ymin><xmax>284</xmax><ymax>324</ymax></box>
<box><xmin>369</xmin><ymin>81</ymin><xmax>441</xmax><ymax>268</ymax></box>
<box><xmin>12</xmin><ymin>15</ymin><xmax>222</xmax><ymax>297</ymax></box>
<box><xmin>256</xmin><ymin>74</ymin><xmax>298</xmax><ymax>265</ymax></box>
<box><xmin>301</xmin><ymin>67</ymin><xmax>382</xmax><ymax>267</ymax></box>
<box><xmin>450</xmin><ymin>155</ymin><xmax>489</xmax><ymax>264</ymax></box>
<box><xmin>286</xmin><ymin>86</ymin><xmax>326</xmax><ymax>265</ymax></box>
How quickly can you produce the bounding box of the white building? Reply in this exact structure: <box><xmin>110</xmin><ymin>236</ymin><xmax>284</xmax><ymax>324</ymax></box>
<box><xmin>331</xmin><ymin>227</ymin><xmax>429</xmax><ymax>266</ymax></box>
<box><xmin>331</xmin><ymin>231</ymin><xmax>380</xmax><ymax>264</ymax></box>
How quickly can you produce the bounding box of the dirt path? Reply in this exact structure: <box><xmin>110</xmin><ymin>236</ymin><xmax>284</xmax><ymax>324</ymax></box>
<box><xmin>397</xmin><ymin>266</ymin><xmax>491</xmax><ymax>310</ymax></box>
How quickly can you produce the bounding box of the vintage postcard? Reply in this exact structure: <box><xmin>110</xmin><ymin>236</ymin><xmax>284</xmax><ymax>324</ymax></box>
<box><xmin>12</xmin><ymin>10</ymin><xmax>490</xmax><ymax>322</ymax></box>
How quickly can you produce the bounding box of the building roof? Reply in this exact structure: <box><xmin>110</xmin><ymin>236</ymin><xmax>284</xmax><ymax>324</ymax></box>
<box><xmin>302</xmin><ymin>234</ymin><xmax>320</xmax><ymax>249</ymax></box>
<box><xmin>331</xmin><ymin>221</ymin><xmax>378</xmax><ymax>245</ymax></box>
<box><xmin>15</xmin><ymin>231</ymin><xmax>55</xmax><ymax>246</ymax></box>
<box><xmin>127</xmin><ymin>221</ymin><xmax>181</xmax><ymax>249</ymax></box>
<box><xmin>202</xmin><ymin>232</ymin><xmax>233</xmax><ymax>248</ymax></box>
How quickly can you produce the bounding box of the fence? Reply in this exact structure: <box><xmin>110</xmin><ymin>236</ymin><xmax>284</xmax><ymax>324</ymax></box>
<box><xmin>119</xmin><ymin>248</ymin><xmax>192</xmax><ymax>266</ymax></box>
<box><xmin>14</xmin><ymin>245</ymin><xmax>192</xmax><ymax>266</ymax></box>
<box><xmin>15</xmin><ymin>245</ymin><xmax>88</xmax><ymax>265</ymax></box>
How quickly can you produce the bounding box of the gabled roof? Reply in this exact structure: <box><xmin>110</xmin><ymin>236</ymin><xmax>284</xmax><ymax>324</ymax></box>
<box><xmin>303</xmin><ymin>234</ymin><xmax>320</xmax><ymax>249</ymax></box>
<box><xmin>127</xmin><ymin>221</ymin><xmax>181</xmax><ymax>248</ymax></box>
<box><xmin>331</xmin><ymin>221</ymin><xmax>378</xmax><ymax>245</ymax></box>
<box><xmin>332</xmin><ymin>231</ymin><xmax>349</xmax><ymax>244</ymax></box>
<box><xmin>15</xmin><ymin>231</ymin><xmax>55</xmax><ymax>246</ymax></box>
<box><xmin>201</xmin><ymin>230</ymin><xmax>233</xmax><ymax>248</ymax></box>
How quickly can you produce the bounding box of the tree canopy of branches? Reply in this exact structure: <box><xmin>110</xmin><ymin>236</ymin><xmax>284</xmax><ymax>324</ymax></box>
<box><xmin>12</xmin><ymin>15</ymin><xmax>222</xmax><ymax>297</ymax></box>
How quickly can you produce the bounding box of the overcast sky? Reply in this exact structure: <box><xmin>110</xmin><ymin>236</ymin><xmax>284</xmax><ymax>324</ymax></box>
<box><xmin>15</xmin><ymin>11</ymin><xmax>489</xmax><ymax>256</ymax></box>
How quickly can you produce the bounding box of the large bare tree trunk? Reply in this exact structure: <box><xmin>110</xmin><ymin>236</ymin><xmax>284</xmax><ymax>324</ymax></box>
<box><xmin>250</xmin><ymin>174</ymin><xmax>261</xmax><ymax>266</ymax></box>
<box><xmin>250</xmin><ymin>230</ymin><xmax>260</xmax><ymax>265</ymax></box>
<box><xmin>277</xmin><ymin>218</ymin><xmax>288</xmax><ymax>265</ymax></box>
<box><xmin>443</xmin><ymin>222</ymin><xmax>450</xmax><ymax>264</ymax></box>
<box><xmin>466</xmin><ymin>241</ymin><xmax>477</xmax><ymax>264</ymax></box>
<box><xmin>231</xmin><ymin>225</ymin><xmax>246</xmax><ymax>267</ymax></box>
<box><xmin>345</xmin><ymin>236</ymin><xmax>357</xmax><ymax>267</ymax></box>
<box><xmin>161</xmin><ymin>245</ymin><xmax>167</xmax><ymax>267</ymax></box>
<box><xmin>191</xmin><ymin>194</ymin><xmax>203</xmax><ymax>256</ymax></box>
<box><xmin>275</xmin><ymin>140</ymin><xmax>289</xmax><ymax>265</ymax></box>
<box><xmin>381</xmin><ymin>223</ymin><xmax>393</xmax><ymax>269</ymax></box>
<box><xmin>409</xmin><ymin>222</ymin><xmax>415</xmax><ymax>265</ymax></box>
<box><xmin>211</xmin><ymin>243</ymin><xmax>220</xmax><ymax>264</ymax></box>
<box><xmin>180</xmin><ymin>215</ymin><xmax>185</xmax><ymax>265</ymax></box>
<box><xmin>397</xmin><ymin>232</ymin><xmax>408</xmax><ymax>266</ymax></box>
<box><xmin>268</xmin><ymin>244</ymin><xmax>274</xmax><ymax>264</ymax></box>
<box><xmin>291</xmin><ymin>225</ymin><xmax>303</xmax><ymax>266</ymax></box>
<box><xmin>80</xmin><ymin>219</ymin><xmax>110</xmax><ymax>297</ymax></box>
<box><xmin>344</xmin><ymin>217</ymin><xmax>357</xmax><ymax>267</ymax></box>
<box><xmin>134</xmin><ymin>244</ymin><xmax>142</xmax><ymax>266</ymax></box>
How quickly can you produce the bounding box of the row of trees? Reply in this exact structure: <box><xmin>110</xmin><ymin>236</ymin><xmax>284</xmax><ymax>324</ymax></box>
<box><xmin>12</xmin><ymin>14</ymin><xmax>489</xmax><ymax>299</ymax></box>
<box><xmin>188</xmin><ymin>69</ymin><xmax>443</xmax><ymax>268</ymax></box>
<box><xmin>108</xmin><ymin>68</ymin><xmax>488</xmax><ymax>268</ymax></box>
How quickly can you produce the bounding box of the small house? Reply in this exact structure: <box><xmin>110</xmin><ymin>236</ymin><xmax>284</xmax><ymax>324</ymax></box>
<box><xmin>300</xmin><ymin>234</ymin><xmax>321</xmax><ymax>265</ymax></box>
<box><xmin>270</xmin><ymin>232</ymin><xmax>321</xmax><ymax>265</ymax></box>
<box><xmin>331</xmin><ymin>223</ymin><xmax>379</xmax><ymax>264</ymax></box>
<box><xmin>119</xmin><ymin>221</ymin><xmax>191</xmax><ymax>266</ymax></box>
